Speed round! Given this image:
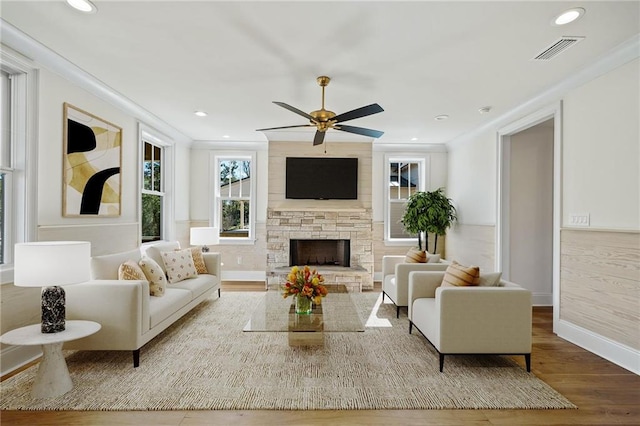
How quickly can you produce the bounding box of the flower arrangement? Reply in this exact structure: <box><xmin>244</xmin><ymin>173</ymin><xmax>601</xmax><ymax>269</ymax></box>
<box><xmin>282</xmin><ymin>265</ymin><xmax>328</xmax><ymax>304</ymax></box>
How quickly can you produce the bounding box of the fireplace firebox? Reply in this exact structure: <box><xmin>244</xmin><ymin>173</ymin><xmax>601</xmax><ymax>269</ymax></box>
<box><xmin>289</xmin><ymin>239</ymin><xmax>350</xmax><ymax>267</ymax></box>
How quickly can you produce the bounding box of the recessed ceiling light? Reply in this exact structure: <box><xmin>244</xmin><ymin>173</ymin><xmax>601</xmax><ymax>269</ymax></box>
<box><xmin>411</xmin><ymin>137</ymin><xmax>418</xmax><ymax>141</ymax></box>
<box><xmin>478</xmin><ymin>106</ymin><xmax>492</xmax><ymax>114</ymax></box>
<box><xmin>194</xmin><ymin>111</ymin><xmax>207</xmax><ymax>117</ymax></box>
<box><xmin>434</xmin><ymin>114</ymin><xmax>449</xmax><ymax>121</ymax></box>
<box><xmin>66</xmin><ymin>0</ymin><xmax>97</xmax><ymax>13</ymax></box>
<box><xmin>553</xmin><ymin>8</ymin><xmax>585</xmax><ymax>26</ymax></box>
<box><xmin>223</xmin><ymin>135</ymin><xmax>230</xmax><ymax>139</ymax></box>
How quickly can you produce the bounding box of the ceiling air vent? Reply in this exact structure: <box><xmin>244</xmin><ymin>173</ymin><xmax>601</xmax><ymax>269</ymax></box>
<box><xmin>532</xmin><ymin>36</ymin><xmax>585</xmax><ymax>61</ymax></box>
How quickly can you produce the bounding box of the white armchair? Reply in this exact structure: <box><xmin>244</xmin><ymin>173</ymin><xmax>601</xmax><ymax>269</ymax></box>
<box><xmin>381</xmin><ymin>255</ymin><xmax>449</xmax><ymax>317</ymax></box>
<box><xmin>408</xmin><ymin>270</ymin><xmax>532</xmax><ymax>372</ymax></box>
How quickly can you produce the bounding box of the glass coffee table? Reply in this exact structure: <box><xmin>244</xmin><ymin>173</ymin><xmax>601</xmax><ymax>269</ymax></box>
<box><xmin>243</xmin><ymin>284</ymin><xmax>364</xmax><ymax>346</ymax></box>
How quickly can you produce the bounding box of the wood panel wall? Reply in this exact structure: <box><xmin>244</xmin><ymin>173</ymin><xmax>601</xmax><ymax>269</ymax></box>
<box><xmin>445</xmin><ymin>224</ymin><xmax>496</xmax><ymax>273</ymax></box>
<box><xmin>560</xmin><ymin>229</ymin><xmax>640</xmax><ymax>350</ymax></box>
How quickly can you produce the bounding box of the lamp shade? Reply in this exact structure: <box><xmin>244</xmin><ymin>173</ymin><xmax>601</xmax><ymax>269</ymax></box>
<box><xmin>14</xmin><ymin>241</ymin><xmax>91</xmax><ymax>288</ymax></box>
<box><xmin>190</xmin><ymin>227</ymin><xmax>220</xmax><ymax>246</ymax></box>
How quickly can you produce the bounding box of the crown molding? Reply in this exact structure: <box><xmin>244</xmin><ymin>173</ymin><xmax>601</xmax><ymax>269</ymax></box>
<box><xmin>0</xmin><ymin>19</ymin><xmax>192</xmax><ymax>145</ymax></box>
<box><xmin>373</xmin><ymin>142</ymin><xmax>447</xmax><ymax>153</ymax></box>
<box><xmin>447</xmin><ymin>33</ymin><xmax>640</xmax><ymax>151</ymax></box>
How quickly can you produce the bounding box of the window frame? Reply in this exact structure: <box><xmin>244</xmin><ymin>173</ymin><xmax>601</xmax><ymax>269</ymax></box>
<box><xmin>0</xmin><ymin>49</ymin><xmax>38</xmax><ymax>284</ymax></box>
<box><xmin>139</xmin><ymin>125</ymin><xmax>173</xmax><ymax>245</ymax></box>
<box><xmin>210</xmin><ymin>151</ymin><xmax>256</xmax><ymax>244</ymax></box>
<box><xmin>384</xmin><ymin>154</ymin><xmax>427</xmax><ymax>245</ymax></box>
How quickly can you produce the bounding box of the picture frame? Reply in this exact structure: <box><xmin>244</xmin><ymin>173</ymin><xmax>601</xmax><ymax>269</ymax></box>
<box><xmin>63</xmin><ymin>103</ymin><xmax>122</xmax><ymax>217</ymax></box>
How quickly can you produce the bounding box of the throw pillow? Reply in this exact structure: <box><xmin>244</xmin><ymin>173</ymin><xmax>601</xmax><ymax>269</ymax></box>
<box><xmin>161</xmin><ymin>249</ymin><xmax>198</xmax><ymax>284</ymax></box>
<box><xmin>118</xmin><ymin>260</ymin><xmax>147</xmax><ymax>281</ymax></box>
<box><xmin>405</xmin><ymin>247</ymin><xmax>427</xmax><ymax>263</ymax></box>
<box><xmin>442</xmin><ymin>260</ymin><xmax>480</xmax><ymax>287</ymax></box>
<box><xmin>426</xmin><ymin>253</ymin><xmax>441</xmax><ymax>263</ymax></box>
<box><xmin>138</xmin><ymin>257</ymin><xmax>167</xmax><ymax>297</ymax></box>
<box><xmin>478</xmin><ymin>272</ymin><xmax>503</xmax><ymax>287</ymax></box>
<box><xmin>180</xmin><ymin>247</ymin><xmax>208</xmax><ymax>274</ymax></box>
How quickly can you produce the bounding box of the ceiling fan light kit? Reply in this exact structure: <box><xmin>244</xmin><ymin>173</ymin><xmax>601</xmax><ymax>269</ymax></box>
<box><xmin>257</xmin><ymin>76</ymin><xmax>384</xmax><ymax>145</ymax></box>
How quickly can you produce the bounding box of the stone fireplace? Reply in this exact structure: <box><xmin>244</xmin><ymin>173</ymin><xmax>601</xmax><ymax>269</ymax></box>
<box><xmin>266</xmin><ymin>207</ymin><xmax>373</xmax><ymax>291</ymax></box>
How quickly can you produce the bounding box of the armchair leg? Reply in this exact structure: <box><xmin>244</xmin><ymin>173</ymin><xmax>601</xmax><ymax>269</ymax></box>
<box><xmin>133</xmin><ymin>349</ymin><xmax>140</xmax><ymax>368</ymax></box>
<box><xmin>439</xmin><ymin>354</ymin><xmax>445</xmax><ymax>372</ymax></box>
<box><xmin>218</xmin><ymin>288</ymin><xmax>221</xmax><ymax>297</ymax></box>
<box><xmin>525</xmin><ymin>354</ymin><xmax>531</xmax><ymax>372</ymax></box>
<box><xmin>381</xmin><ymin>292</ymin><xmax>385</xmax><ymax>302</ymax></box>
<box><xmin>396</xmin><ymin>306</ymin><xmax>400</xmax><ymax>318</ymax></box>
<box><xmin>409</xmin><ymin>321</ymin><xmax>413</xmax><ymax>334</ymax></box>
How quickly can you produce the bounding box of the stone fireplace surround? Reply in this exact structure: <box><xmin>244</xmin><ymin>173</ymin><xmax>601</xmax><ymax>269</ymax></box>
<box><xmin>266</xmin><ymin>207</ymin><xmax>373</xmax><ymax>292</ymax></box>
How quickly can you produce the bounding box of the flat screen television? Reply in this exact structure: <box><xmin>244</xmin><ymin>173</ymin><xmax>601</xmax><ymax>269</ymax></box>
<box><xmin>286</xmin><ymin>157</ymin><xmax>358</xmax><ymax>200</ymax></box>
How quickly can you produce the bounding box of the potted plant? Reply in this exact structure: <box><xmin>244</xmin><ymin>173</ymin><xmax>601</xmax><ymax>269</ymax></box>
<box><xmin>401</xmin><ymin>188</ymin><xmax>457</xmax><ymax>254</ymax></box>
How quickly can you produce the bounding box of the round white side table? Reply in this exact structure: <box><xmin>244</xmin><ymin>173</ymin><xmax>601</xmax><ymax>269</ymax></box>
<box><xmin>0</xmin><ymin>320</ymin><xmax>101</xmax><ymax>399</ymax></box>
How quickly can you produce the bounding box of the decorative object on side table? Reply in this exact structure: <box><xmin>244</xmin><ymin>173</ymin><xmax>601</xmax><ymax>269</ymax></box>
<box><xmin>190</xmin><ymin>226</ymin><xmax>220</xmax><ymax>252</ymax></box>
<box><xmin>14</xmin><ymin>241</ymin><xmax>91</xmax><ymax>333</ymax></box>
<box><xmin>282</xmin><ymin>265</ymin><xmax>328</xmax><ymax>314</ymax></box>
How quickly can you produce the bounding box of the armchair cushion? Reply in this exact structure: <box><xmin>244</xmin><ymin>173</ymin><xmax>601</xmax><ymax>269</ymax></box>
<box><xmin>478</xmin><ymin>272</ymin><xmax>503</xmax><ymax>287</ymax></box>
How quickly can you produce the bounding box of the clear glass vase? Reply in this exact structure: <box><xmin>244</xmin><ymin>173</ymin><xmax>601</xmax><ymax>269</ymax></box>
<box><xmin>295</xmin><ymin>295</ymin><xmax>313</xmax><ymax>314</ymax></box>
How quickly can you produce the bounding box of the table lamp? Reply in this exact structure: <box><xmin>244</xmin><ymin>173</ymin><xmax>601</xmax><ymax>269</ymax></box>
<box><xmin>14</xmin><ymin>241</ymin><xmax>91</xmax><ymax>333</ymax></box>
<box><xmin>190</xmin><ymin>227</ymin><xmax>219</xmax><ymax>252</ymax></box>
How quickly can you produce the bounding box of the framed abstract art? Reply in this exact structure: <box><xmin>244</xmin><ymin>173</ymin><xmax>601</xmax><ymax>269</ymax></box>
<box><xmin>63</xmin><ymin>103</ymin><xmax>122</xmax><ymax>217</ymax></box>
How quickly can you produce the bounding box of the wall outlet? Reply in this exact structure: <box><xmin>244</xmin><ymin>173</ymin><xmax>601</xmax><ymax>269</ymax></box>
<box><xmin>237</xmin><ymin>256</ymin><xmax>242</xmax><ymax>265</ymax></box>
<box><xmin>569</xmin><ymin>213</ymin><xmax>590</xmax><ymax>226</ymax></box>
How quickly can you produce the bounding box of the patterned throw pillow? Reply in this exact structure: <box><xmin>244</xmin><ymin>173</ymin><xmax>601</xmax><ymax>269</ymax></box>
<box><xmin>118</xmin><ymin>260</ymin><xmax>147</xmax><ymax>281</ymax></box>
<box><xmin>442</xmin><ymin>260</ymin><xmax>480</xmax><ymax>287</ymax></box>
<box><xmin>405</xmin><ymin>247</ymin><xmax>427</xmax><ymax>263</ymax></box>
<box><xmin>161</xmin><ymin>249</ymin><xmax>198</xmax><ymax>284</ymax></box>
<box><xmin>185</xmin><ymin>247</ymin><xmax>208</xmax><ymax>274</ymax></box>
<box><xmin>138</xmin><ymin>257</ymin><xmax>167</xmax><ymax>297</ymax></box>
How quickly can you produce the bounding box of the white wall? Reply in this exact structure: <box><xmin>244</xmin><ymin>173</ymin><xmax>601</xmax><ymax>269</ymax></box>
<box><xmin>562</xmin><ymin>59</ymin><xmax>639</xmax><ymax>229</ymax></box>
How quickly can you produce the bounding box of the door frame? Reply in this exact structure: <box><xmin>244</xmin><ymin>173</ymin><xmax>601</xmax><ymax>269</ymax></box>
<box><xmin>496</xmin><ymin>102</ymin><xmax>562</xmax><ymax>327</ymax></box>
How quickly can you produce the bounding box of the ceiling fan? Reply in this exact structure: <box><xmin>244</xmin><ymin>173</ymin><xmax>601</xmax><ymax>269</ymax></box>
<box><xmin>257</xmin><ymin>76</ymin><xmax>384</xmax><ymax>145</ymax></box>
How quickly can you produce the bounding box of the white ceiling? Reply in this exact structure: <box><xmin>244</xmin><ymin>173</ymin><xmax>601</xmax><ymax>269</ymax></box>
<box><xmin>1</xmin><ymin>1</ymin><xmax>638</xmax><ymax>145</ymax></box>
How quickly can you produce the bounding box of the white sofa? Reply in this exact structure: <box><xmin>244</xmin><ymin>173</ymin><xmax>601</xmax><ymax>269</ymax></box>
<box><xmin>65</xmin><ymin>241</ymin><xmax>221</xmax><ymax>367</ymax></box>
<box><xmin>408</xmin><ymin>270</ymin><xmax>532</xmax><ymax>372</ymax></box>
<box><xmin>381</xmin><ymin>255</ymin><xmax>450</xmax><ymax>317</ymax></box>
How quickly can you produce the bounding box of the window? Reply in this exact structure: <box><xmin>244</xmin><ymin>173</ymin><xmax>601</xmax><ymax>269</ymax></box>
<box><xmin>0</xmin><ymin>50</ymin><xmax>37</xmax><ymax>282</ymax></box>
<box><xmin>141</xmin><ymin>141</ymin><xmax>164</xmax><ymax>243</ymax></box>
<box><xmin>385</xmin><ymin>157</ymin><xmax>426</xmax><ymax>243</ymax></box>
<box><xmin>212</xmin><ymin>153</ymin><xmax>255</xmax><ymax>242</ymax></box>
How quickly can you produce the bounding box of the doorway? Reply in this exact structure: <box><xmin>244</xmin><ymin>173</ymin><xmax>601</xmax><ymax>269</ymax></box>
<box><xmin>497</xmin><ymin>104</ymin><xmax>561</xmax><ymax>310</ymax></box>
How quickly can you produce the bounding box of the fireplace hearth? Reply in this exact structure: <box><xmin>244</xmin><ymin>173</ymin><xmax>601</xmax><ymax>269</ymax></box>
<box><xmin>290</xmin><ymin>239</ymin><xmax>350</xmax><ymax>267</ymax></box>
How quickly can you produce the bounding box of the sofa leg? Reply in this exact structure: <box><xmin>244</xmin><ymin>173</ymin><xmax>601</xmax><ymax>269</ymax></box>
<box><xmin>409</xmin><ymin>321</ymin><xmax>413</xmax><ymax>334</ymax></box>
<box><xmin>525</xmin><ymin>354</ymin><xmax>531</xmax><ymax>372</ymax></box>
<box><xmin>218</xmin><ymin>288</ymin><xmax>221</xmax><ymax>297</ymax></box>
<box><xmin>439</xmin><ymin>354</ymin><xmax>445</xmax><ymax>372</ymax></box>
<box><xmin>133</xmin><ymin>349</ymin><xmax>140</xmax><ymax>368</ymax></box>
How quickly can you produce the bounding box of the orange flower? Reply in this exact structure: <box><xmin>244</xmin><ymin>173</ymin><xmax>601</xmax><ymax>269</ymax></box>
<box><xmin>281</xmin><ymin>265</ymin><xmax>328</xmax><ymax>301</ymax></box>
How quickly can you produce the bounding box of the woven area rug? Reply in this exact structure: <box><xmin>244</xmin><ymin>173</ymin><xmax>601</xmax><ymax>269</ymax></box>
<box><xmin>0</xmin><ymin>292</ymin><xmax>575</xmax><ymax>411</ymax></box>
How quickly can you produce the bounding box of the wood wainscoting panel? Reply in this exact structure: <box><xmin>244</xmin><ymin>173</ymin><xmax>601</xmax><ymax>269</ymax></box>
<box><xmin>560</xmin><ymin>229</ymin><xmax>640</xmax><ymax>350</ymax></box>
<box><xmin>445</xmin><ymin>224</ymin><xmax>495</xmax><ymax>272</ymax></box>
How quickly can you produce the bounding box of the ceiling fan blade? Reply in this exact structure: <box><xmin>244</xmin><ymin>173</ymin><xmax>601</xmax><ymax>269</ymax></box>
<box><xmin>336</xmin><ymin>124</ymin><xmax>384</xmax><ymax>138</ymax></box>
<box><xmin>273</xmin><ymin>101</ymin><xmax>315</xmax><ymax>121</ymax></box>
<box><xmin>332</xmin><ymin>103</ymin><xmax>384</xmax><ymax>123</ymax></box>
<box><xmin>256</xmin><ymin>124</ymin><xmax>314</xmax><ymax>131</ymax></box>
<box><xmin>313</xmin><ymin>130</ymin><xmax>326</xmax><ymax>146</ymax></box>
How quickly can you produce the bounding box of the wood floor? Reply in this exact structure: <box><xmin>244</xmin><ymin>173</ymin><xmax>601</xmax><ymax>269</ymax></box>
<box><xmin>2</xmin><ymin>281</ymin><xmax>639</xmax><ymax>425</ymax></box>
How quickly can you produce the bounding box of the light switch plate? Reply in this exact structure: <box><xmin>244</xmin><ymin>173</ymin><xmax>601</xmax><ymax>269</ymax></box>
<box><xmin>569</xmin><ymin>213</ymin><xmax>590</xmax><ymax>226</ymax></box>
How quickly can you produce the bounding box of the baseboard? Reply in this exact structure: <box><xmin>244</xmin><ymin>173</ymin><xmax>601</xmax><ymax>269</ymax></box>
<box><xmin>222</xmin><ymin>270</ymin><xmax>266</xmax><ymax>281</ymax></box>
<box><xmin>1</xmin><ymin>345</ymin><xmax>42</xmax><ymax>377</ymax></box>
<box><xmin>532</xmin><ymin>292</ymin><xmax>553</xmax><ymax>306</ymax></box>
<box><xmin>556</xmin><ymin>318</ymin><xmax>640</xmax><ymax>375</ymax></box>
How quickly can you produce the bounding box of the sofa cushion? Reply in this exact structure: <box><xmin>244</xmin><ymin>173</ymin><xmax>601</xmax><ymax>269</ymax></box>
<box><xmin>161</xmin><ymin>248</ymin><xmax>198</xmax><ymax>284</ymax></box>
<box><xmin>442</xmin><ymin>261</ymin><xmax>480</xmax><ymax>287</ymax></box>
<box><xmin>149</xmin><ymin>288</ymin><xmax>192</xmax><ymax>329</ymax></box>
<box><xmin>169</xmin><ymin>274</ymin><xmax>214</xmax><ymax>299</ymax></box>
<box><xmin>405</xmin><ymin>247</ymin><xmax>427</xmax><ymax>263</ymax></box>
<box><xmin>144</xmin><ymin>241</ymin><xmax>181</xmax><ymax>274</ymax></box>
<box><xmin>478</xmin><ymin>272</ymin><xmax>503</xmax><ymax>287</ymax></box>
<box><xmin>118</xmin><ymin>260</ymin><xmax>147</xmax><ymax>281</ymax></box>
<box><xmin>91</xmin><ymin>249</ymin><xmax>141</xmax><ymax>280</ymax></box>
<box><xmin>139</xmin><ymin>257</ymin><xmax>167</xmax><ymax>297</ymax></box>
